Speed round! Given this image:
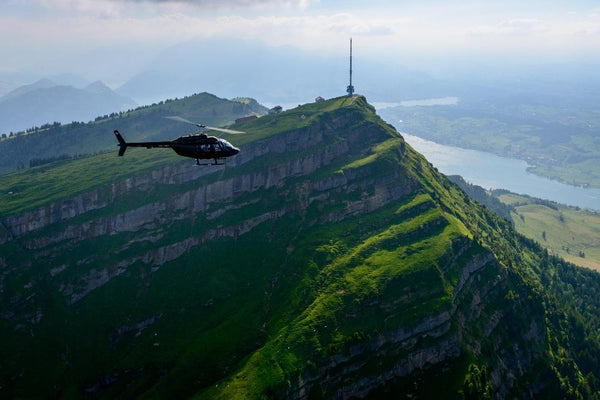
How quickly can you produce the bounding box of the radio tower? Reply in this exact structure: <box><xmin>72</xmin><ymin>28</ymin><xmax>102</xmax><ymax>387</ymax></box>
<box><xmin>346</xmin><ymin>38</ymin><xmax>355</xmax><ymax>97</ymax></box>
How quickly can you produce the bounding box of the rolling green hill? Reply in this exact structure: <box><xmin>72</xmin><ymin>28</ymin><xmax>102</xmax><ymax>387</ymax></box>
<box><xmin>448</xmin><ymin>175</ymin><xmax>600</xmax><ymax>272</ymax></box>
<box><xmin>1</xmin><ymin>95</ymin><xmax>600</xmax><ymax>399</ymax></box>
<box><xmin>499</xmin><ymin>193</ymin><xmax>600</xmax><ymax>271</ymax></box>
<box><xmin>0</xmin><ymin>92</ymin><xmax>266</xmax><ymax>175</ymax></box>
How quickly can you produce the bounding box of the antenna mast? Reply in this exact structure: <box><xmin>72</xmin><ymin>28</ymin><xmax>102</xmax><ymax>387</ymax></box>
<box><xmin>346</xmin><ymin>38</ymin><xmax>355</xmax><ymax>97</ymax></box>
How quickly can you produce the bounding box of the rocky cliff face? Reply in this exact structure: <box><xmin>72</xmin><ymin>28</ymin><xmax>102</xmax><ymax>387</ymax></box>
<box><xmin>1</xmin><ymin>107</ymin><xmax>412</xmax><ymax>307</ymax></box>
<box><xmin>0</xmin><ymin>96</ymin><xmax>593</xmax><ymax>399</ymax></box>
<box><xmin>273</xmin><ymin>241</ymin><xmax>549</xmax><ymax>400</ymax></box>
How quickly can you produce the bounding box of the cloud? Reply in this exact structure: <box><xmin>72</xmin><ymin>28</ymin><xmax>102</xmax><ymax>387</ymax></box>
<box><xmin>314</xmin><ymin>13</ymin><xmax>395</xmax><ymax>36</ymax></box>
<box><xmin>108</xmin><ymin>0</ymin><xmax>317</xmax><ymax>11</ymax></box>
<box><xmin>33</xmin><ymin>0</ymin><xmax>318</xmax><ymax>19</ymax></box>
<box><xmin>467</xmin><ymin>18</ymin><xmax>550</xmax><ymax>37</ymax></box>
<box><xmin>461</xmin><ymin>14</ymin><xmax>600</xmax><ymax>56</ymax></box>
<box><xmin>3</xmin><ymin>0</ymin><xmax>600</xmax><ymax>80</ymax></box>
<box><xmin>38</xmin><ymin>0</ymin><xmax>126</xmax><ymax>17</ymax></box>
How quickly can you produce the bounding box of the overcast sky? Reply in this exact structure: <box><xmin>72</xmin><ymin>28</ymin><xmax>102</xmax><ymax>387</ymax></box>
<box><xmin>1</xmin><ymin>0</ymin><xmax>599</xmax><ymax>86</ymax></box>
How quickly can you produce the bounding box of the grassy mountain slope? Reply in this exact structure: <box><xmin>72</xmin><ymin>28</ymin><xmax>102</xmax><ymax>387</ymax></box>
<box><xmin>448</xmin><ymin>175</ymin><xmax>600</xmax><ymax>271</ymax></box>
<box><xmin>0</xmin><ymin>92</ymin><xmax>266</xmax><ymax>175</ymax></box>
<box><xmin>1</xmin><ymin>96</ymin><xmax>599</xmax><ymax>399</ymax></box>
<box><xmin>499</xmin><ymin>192</ymin><xmax>600</xmax><ymax>271</ymax></box>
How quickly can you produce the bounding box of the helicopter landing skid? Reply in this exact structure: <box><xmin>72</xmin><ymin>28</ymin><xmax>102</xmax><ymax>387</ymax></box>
<box><xmin>195</xmin><ymin>159</ymin><xmax>225</xmax><ymax>166</ymax></box>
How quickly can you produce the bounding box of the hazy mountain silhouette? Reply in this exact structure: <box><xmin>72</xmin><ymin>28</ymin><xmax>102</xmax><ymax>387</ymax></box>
<box><xmin>0</xmin><ymin>78</ymin><xmax>57</xmax><ymax>102</ymax></box>
<box><xmin>117</xmin><ymin>37</ymin><xmax>450</xmax><ymax>105</ymax></box>
<box><xmin>0</xmin><ymin>80</ymin><xmax>136</xmax><ymax>134</ymax></box>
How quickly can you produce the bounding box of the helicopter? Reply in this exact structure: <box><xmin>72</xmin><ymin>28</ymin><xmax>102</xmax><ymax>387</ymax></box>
<box><xmin>113</xmin><ymin>116</ymin><xmax>243</xmax><ymax>165</ymax></box>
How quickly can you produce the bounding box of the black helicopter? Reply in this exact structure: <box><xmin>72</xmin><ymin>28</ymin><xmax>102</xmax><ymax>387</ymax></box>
<box><xmin>113</xmin><ymin>116</ymin><xmax>243</xmax><ymax>165</ymax></box>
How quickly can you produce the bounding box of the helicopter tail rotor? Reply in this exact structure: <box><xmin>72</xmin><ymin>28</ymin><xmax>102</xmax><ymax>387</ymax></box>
<box><xmin>114</xmin><ymin>130</ymin><xmax>127</xmax><ymax>156</ymax></box>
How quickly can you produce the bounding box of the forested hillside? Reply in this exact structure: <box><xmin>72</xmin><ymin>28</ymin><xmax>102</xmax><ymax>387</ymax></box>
<box><xmin>0</xmin><ymin>92</ymin><xmax>266</xmax><ymax>174</ymax></box>
<box><xmin>1</xmin><ymin>96</ymin><xmax>599</xmax><ymax>399</ymax></box>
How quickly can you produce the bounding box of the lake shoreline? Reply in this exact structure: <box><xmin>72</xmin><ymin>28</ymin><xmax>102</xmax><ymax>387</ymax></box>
<box><xmin>398</xmin><ymin>132</ymin><xmax>600</xmax><ymax>212</ymax></box>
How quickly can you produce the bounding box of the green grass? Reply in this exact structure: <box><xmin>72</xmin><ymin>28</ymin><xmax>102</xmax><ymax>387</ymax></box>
<box><xmin>0</xmin><ymin>92</ymin><xmax>267</xmax><ymax>176</ymax></box>
<box><xmin>231</xmin><ymin>96</ymin><xmax>360</xmax><ymax>146</ymax></box>
<box><xmin>528</xmin><ymin>159</ymin><xmax>600</xmax><ymax>188</ymax></box>
<box><xmin>0</xmin><ymin>96</ymin><xmax>370</xmax><ymax>218</ymax></box>
<box><xmin>0</xmin><ymin>151</ymin><xmax>182</xmax><ymax>216</ymax></box>
<box><xmin>191</xmin><ymin>190</ymin><xmax>475</xmax><ymax>399</ymax></box>
<box><xmin>1</xmin><ymin>95</ymin><xmax>415</xmax><ymax>399</ymax></box>
<box><xmin>497</xmin><ymin>193</ymin><xmax>600</xmax><ymax>271</ymax></box>
<box><xmin>4</xmin><ymin>94</ymin><xmax>599</xmax><ymax>400</ymax></box>
<box><xmin>340</xmin><ymin>137</ymin><xmax>403</xmax><ymax>171</ymax></box>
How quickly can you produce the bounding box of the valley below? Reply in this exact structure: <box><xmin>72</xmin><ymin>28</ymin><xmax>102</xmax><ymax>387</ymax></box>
<box><xmin>378</xmin><ymin>100</ymin><xmax>600</xmax><ymax>190</ymax></box>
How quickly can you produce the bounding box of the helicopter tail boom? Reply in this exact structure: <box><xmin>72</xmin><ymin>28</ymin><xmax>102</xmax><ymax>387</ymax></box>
<box><xmin>114</xmin><ymin>130</ymin><xmax>127</xmax><ymax>156</ymax></box>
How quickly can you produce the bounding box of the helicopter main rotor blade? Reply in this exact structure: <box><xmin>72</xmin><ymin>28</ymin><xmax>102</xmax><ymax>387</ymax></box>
<box><xmin>166</xmin><ymin>116</ymin><xmax>246</xmax><ymax>134</ymax></box>
<box><xmin>165</xmin><ymin>116</ymin><xmax>203</xmax><ymax>127</ymax></box>
<box><xmin>204</xmin><ymin>126</ymin><xmax>246</xmax><ymax>135</ymax></box>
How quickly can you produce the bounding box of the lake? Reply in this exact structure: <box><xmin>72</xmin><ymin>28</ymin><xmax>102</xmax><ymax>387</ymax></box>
<box><xmin>400</xmin><ymin>132</ymin><xmax>600</xmax><ymax>211</ymax></box>
<box><xmin>371</xmin><ymin>97</ymin><xmax>459</xmax><ymax>109</ymax></box>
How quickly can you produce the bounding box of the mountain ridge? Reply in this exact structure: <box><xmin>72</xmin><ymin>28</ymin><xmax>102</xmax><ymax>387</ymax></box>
<box><xmin>0</xmin><ymin>78</ymin><xmax>57</xmax><ymax>102</ymax></box>
<box><xmin>0</xmin><ymin>95</ymin><xmax>599</xmax><ymax>399</ymax></box>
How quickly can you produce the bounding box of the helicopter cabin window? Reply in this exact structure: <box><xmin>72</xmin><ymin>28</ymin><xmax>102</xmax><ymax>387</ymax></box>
<box><xmin>200</xmin><ymin>144</ymin><xmax>212</xmax><ymax>152</ymax></box>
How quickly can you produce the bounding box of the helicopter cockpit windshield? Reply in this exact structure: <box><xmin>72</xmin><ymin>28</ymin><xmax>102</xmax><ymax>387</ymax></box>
<box><xmin>218</xmin><ymin>139</ymin><xmax>235</xmax><ymax>151</ymax></box>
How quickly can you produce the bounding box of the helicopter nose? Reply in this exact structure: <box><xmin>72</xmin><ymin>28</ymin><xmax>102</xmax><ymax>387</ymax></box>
<box><xmin>232</xmin><ymin>147</ymin><xmax>240</xmax><ymax>155</ymax></box>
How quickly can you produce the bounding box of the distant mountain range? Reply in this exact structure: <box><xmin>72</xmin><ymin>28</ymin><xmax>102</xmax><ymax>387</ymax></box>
<box><xmin>0</xmin><ymin>79</ymin><xmax>136</xmax><ymax>135</ymax></box>
<box><xmin>116</xmin><ymin>37</ymin><xmax>451</xmax><ymax>106</ymax></box>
